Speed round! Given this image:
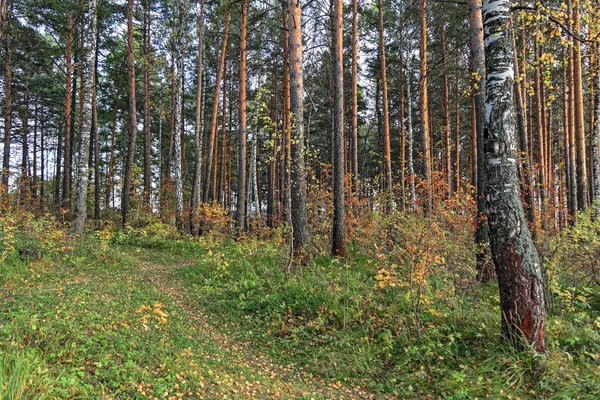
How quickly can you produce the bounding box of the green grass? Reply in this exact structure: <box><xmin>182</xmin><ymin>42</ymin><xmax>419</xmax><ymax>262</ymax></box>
<box><xmin>1</xmin><ymin>222</ymin><xmax>599</xmax><ymax>398</ymax></box>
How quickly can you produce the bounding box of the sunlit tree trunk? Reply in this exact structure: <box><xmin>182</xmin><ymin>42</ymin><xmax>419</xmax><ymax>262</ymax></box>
<box><xmin>142</xmin><ymin>0</ymin><xmax>152</xmax><ymax>208</ymax></box>
<box><xmin>203</xmin><ymin>9</ymin><xmax>231</xmax><ymax>202</ymax></box>
<box><xmin>469</xmin><ymin>0</ymin><xmax>493</xmax><ymax>281</ymax></box>
<box><xmin>72</xmin><ymin>0</ymin><xmax>98</xmax><ymax>234</ymax></box>
<box><xmin>407</xmin><ymin>59</ymin><xmax>416</xmax><ymax>212</ymax></box>
<box><xmin>2</xmin><ymin>28</ymin><xmax>11</xmax><ymax>197</ymax></box>
<box><xmin>593</xmin><ymin>43</ymin><xmax>600</xmax><ymax>215</ymax></box>
<box><xmin>286</xmin><ymin>0</ymin><xmax>309</xmax><ymax>264</ymax></box>
<box><xmin>419</xmin><ymin>0</ymin><xmax>432</xmax><ymax>213</ymax></box>
<box><xmin>172</xmin><ymin>0</ymin><xmax>187</xmax><ymax>229</ymax></box>
<box><xmin>351</xmin><ymin>0</ymin><xmax>359</xmax><ymax>195</ymax></box>
<box><xmin>236</xmin><ymin>0</ymin><xmax>248</xmax><ymax>232</ymax></box>
<box><xmin>191</xmin><ymin>0</ymin><xmax>205</xmax><ymax>235</ymax></box>
<box><xmin>441</xmin><ymin>22</ymin><xmax>452</xmax><ymax>198</ymax></box>
<box><xmin>533</xmin><ymin>19</ymin><xmax>546</xmax><ymax>217</ymax></box>
<box><xmin>93</xmin><ymin>41</ymin><xmax>100</xmax><ymax>220</ymax></box>
<box><xmin>62</xmin><ymin>13</ymin><xmax>74</xmax><ymax>208</ymax></box>
<box><xmin>331</xmin><ymin>0</ymin><xmax>345</xmax><ymax>257</ymax></box>
<box><xmin>511</xmin><ymin>18</ymin><xmax>534</xmax><ymax>225</ymax></box>
<box><xmin>572</xmin><ymin>0</ymin><xmax>588</xmax><ymax>211</ymax></box>
<box><xmin>482</xmin><ymin>0</ymin><xmax>546</xmax><ymax>352</ymax></box>
<box><xmin>377</xmin><ymin>0</ymin><xmax>392</xmax><ymax>197</ymax></box>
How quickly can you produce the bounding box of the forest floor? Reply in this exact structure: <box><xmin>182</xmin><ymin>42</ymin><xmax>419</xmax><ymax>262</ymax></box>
<box><xmin>0</xmin><ymin>236</ymin><xmax>380</xmax><ymax>399</ymax></box>
<box><xmin>2</xmin><ymin>215</ymin><xmax>600</xmax><ymax>399</ymax></box>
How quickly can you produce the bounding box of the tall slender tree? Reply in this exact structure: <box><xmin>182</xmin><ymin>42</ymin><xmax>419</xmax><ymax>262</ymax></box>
<box><xmin>72</xmin><ymin>0</ymin><xmax>98</xmax><ymax>234</ymax></box>
<box><xmin>331</xmin><ymin>0</ymin><xmax>345</xmax><ymax>257</ymax></box>
<box><xmin>122</xmin><ymin>0</ymin><xmax>138</xmax><ymax>227</ymax></box>
<box><xmin>286</xmin><ymin>0</ymin><xmax>309</xmax><ymax>264</ymax></box>
<box><xmin>420</xmin><ymin>0</ymin><xmax>432</xmax><ymax>213</ymax></box>
<box><xmin>236</xmin><ymin>0</ymin><xmax>248</xmax><ymax>232</ymax></box>
<box><xmin>191</xmin><ymin>0</ymin><xmax>206</xmax><ymax>235</ymax></box>
<box><xmin>377</xmin><ymin>0</ymin><xmax>392</xmax><ymax>196</ymax></box>
<box><xmin>482</xmin><ymin>0</ymin><xmax>546</xmax><ymax>352</ymax></box>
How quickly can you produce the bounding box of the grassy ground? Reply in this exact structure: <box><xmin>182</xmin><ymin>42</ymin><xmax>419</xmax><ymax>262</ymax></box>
<box><xmin>1</xmin><ymin>215</ymin><xmax>600</xmax><ymax>399</ymax></box>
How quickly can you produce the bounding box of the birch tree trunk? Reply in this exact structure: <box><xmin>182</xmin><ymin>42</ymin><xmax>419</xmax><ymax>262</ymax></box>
<box><xmin>286</xmin><ymin>0</ymin><xmax>309</xmax><ymax>265</ymax></box>
<box><xmin>191</xmin><ymin>0</ymin><xmax>206</xmax><ymax>235</ymax></box>
<box><xmin>407</xmin><ymin>58</ymin><xmax>417</xmax><ymax>212</ymax></box>
<box><xmin>331</xmin><ymin>0</ymin><xmax>345</xmax><ymax>258</ymax></box>
<box><xmin>172</xmin><ymin>0</ymin><xmax>187</xmax><ymax>229</ymax></box>
<box><xmin>482</xmin><ymin>0</ymin><xmax>546</xmax><ymax>352</ymax></box>
<box><xmin>122</xmin><ymin>0</ymin><xmax>138</xmax><ymax>228</ymax></box>
<box><xmin>71</xmin><ymin>0</ymin><xmax>98</xmax><ymax>235</ymax></box>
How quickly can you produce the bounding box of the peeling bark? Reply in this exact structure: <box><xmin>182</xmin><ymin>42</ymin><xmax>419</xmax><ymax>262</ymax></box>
<box><xmin>482</xmin><ymin>0</ymin><xmax>546</xmax><ymax>352</ymax></box>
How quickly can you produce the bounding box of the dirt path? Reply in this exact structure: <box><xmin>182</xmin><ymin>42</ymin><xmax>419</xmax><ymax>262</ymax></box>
<box><xmin>135</xmin><ymin>258</ymin><xmax>384</xmax><ymax>399</ymax></box>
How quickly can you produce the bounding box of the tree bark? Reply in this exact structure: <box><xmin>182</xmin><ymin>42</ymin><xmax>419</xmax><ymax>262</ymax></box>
<box><xmin>468</xmin><ymin>0</ymin><xmax>493</xmax><ymax>282</ymax></box>
<box><xmin>331</xmin><ymin>0</ymin><xmax>345</xmax><ymax>258</ymax></box>
<box><xmin>572</xmin><ymin>0</ymin><xmax>588</xmax><ymax>211</ymax></box>
<box><xmin>172</xmin><ymin>0</ymin><xmax>187</xmax><ymax>229</ymax></box>
<box><xmin>2</xmin><ymin>29</ymin><xmax>11</xmax><ymax>197</ymax></box>
<box><xmin>287</xmin><ymin>0</ymin><xmax>309</xmax><ymax>264</ymax></box>
<box><xmin>419</xmin><ymin>0</ymin><xmax>432</xmax><ymax>213</ymax></box>
<box><xmin>143</xmin><ymin>0</ymin><xmax>152</xmax><ymax>208</ymax></box>
<box><xmin>593</xmin><ymin>43</ymin><xmax>600</xmax><ymax>215</ymax></box>
<box><xmin>203</xmin><ymin>9</ymin><xmax>231</xmax><ymax>202</ymax></box>
<box><xmin>351</xmin><ymin>0</ymin><xmax>359</xmax><ymax>195</ymax></box>
<box><xmin>122</xmin><ymin>0</ymin><xmax>138</xmax><ymax>228</ymax></box>
<box><xmin>236</xmin><ymin>0</ymin><xmax>248</xmax><ymax>232</ymax></box>
<box><xmin>441</xmin><ymin>22</ymin><xmax>452</xmax><ymax>198</ymax></box>
<box><xmin>72</xmin><ymin>0</ymin><xmax>98</xmax><ymax>235</ymax></box>
<box><xmin>377</xmin><ymin>0</ymin><xmax>392</xmax><ymax>197</ymax></box>
<box><xmin>62</xmin><ymin>13</ymin><xmax>74</xmax><ymax>208</ymax></box>
<box><xmin>191</xmin><ymin>0</ymin><xmax>206</xmax><ymax>235</ymax></box>
<box><xmin>482</xmin><ymin>0</ymin><xmax>546</xmax><ymax>352</ymax></box>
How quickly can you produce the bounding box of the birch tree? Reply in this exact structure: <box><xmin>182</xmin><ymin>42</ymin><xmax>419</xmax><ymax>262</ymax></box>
<box><xmin>482</xmin><ymin>0</ymin><xmax>546</xmax><ymax>351</ymax></box>
<box><xmin>71</xmin><ymin>0</ymin><xmax>98</xmax><ymax>234</ymax></box>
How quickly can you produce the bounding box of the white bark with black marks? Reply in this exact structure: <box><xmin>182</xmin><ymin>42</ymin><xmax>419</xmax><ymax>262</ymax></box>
<box><xmin>482</xmin><ymin>0</ymin><xmax>546</xmax><ymax>352</ymax></box>
<box><xmin>72</xmin><ymin>0</ymin><xmax>98</xmax><ymax>234</ymax></box>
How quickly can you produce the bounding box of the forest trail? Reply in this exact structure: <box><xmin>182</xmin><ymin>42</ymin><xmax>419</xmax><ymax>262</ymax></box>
<box><xmin>132</xmin><ymin>255</ymin><xmax>381</xmax><ymax>399</ymax></box>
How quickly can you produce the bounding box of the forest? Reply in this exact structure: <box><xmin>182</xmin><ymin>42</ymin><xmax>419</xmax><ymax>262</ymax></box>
<box><xmin>1</xmin><ymin>0</ymin><xmax>600</xmax><ymax>398</ymax></box>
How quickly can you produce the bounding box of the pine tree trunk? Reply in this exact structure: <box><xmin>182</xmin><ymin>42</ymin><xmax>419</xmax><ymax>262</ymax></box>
<box><xmin>567</xmin><ymin>0</ymin><xmax>578</xmax><ymax>218</ymax></box>
<box><xmin>454</xmin><ymin>72</ymin><xmax>460</xmax><ymax>193</ymax></box>
<box><xmin>482</xmin><ymin>0</ymin><xmax>546</xmax><ymax>352</ymax></box>
<box><xmin>122</xmin><ymin>0</ymin><xmax>137</xmax><ymax>228</ymax></box>
<box><xmin>511</xmin><ymin>20</ymin><xmax>535</xmax><ymax>225</ymax></box>
<box><xmin>93</xmin><ymin>41</ymin><xmax>100</xmax><ymax>220</ymax></box>
<box><xmin>593</xmin><ymin>43</ymin><xmax>600</xmax><ymax>214</ymax></box>
<box><xmin>533</xmin><ymin>20</ymin><xmax>547</xmax><ymax>216</ymax></box>
<box><xmin>377</xmin><ymin>0</ymin><xmax>392</xmax><ymax>197</ymax></box>
<box><xmin>351</xmin><ymin>0</ymin><xmax>359</xmax><ymax>195</ymax></box>
<box><xmin>419</xmin><ymin>0</ymin><xmax>432</xmax><ymax>213</ymax></box>
<box><xmin>572</xmin><ymin>0</ymin><xmax>588</xmax><ymax>211</ymax></box>
<box><xmin>203</xmin><ymin>9</ymin><xmax>231</xmax><ymax>202</ymax></box>
<box><xmin>236</xmin><ymin>0</ymin><xmax>248</xmax><ymax>232</ymax></box>
<box><xmin>287</xmin><ymin>0</ymin><xmax>309</xmax><ymax>264</ymax></box>
<box><xmin>143</xmin><ymin>0</ymin><xmax>152</xmax><ymax>208</ymax></box>
<box><xmin>469</xmin><ymin>0</ymin><xmax>494</xmax><ymax>282</ymax></box>
<box><xmin>62</xmin><ymin>13</ymin><xmax>73</xmax><ymax>208</ymax></box>
<box><xmin>441</xmin><ymin>22</ymin><xmax>452</xmax><ymax>198</ymax></box>
<box><xmin>2</xmin><ymin>30</ymin><xmax>11</xmax><ymax>196</ymax></box>
<box><xmin>331</xmin><ymin>0</ymin><xmax>345</xmax><ymax>258</ymax></box>
<box><xmin>71</xmin><ymin>0</ymin><xmax>98</xmax><ymax>235</ymax></box>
